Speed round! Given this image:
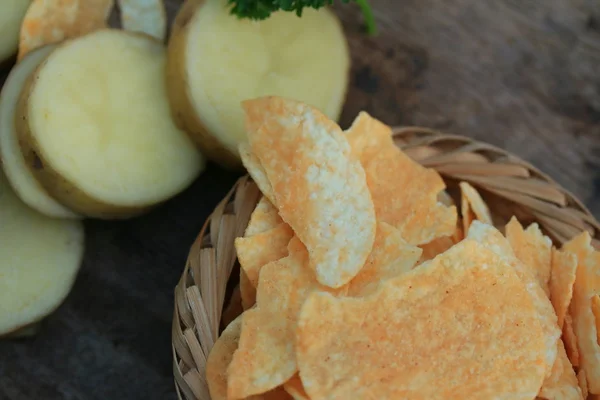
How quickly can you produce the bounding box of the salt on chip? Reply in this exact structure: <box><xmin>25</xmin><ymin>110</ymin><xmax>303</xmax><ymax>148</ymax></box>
<box><xmin>418</xmin><ymin>235</ymin><xmax>455</xmax><ymax>264</ymax></box>
<box><xmin>345</xmin><ymin>113</ymin><xmax>456</xmax><ymax>246</ymax></box>
<box><xmin>296</xmin><ymin>239</ymin><xmax>546</xmax><ymax>399</ymax></box>
<box><xmin>18</xmin><ymin>0</ymin><xmax>113</xmax><ymax>60</ymax></box>
<box><xmin>245</xmin><ymin>196</ymin><xmax>283</xmax><ymax>238</ymax></box>
<box><xmin>506</xmin><ymin>217</ymin><xmax>553</xmax><ymax>295</ymax></box>
<box><xmin>564</xmin><ymin>313</ymin><xmax>580</xmax><ymax>368</ymax></box>
<box><xmin>283</xmin><ymin>374</ymin><xmax>309</xmax><ymax>400</ymax></box>
<box><xmin>577</xmin><ymin>370</ymin><xmax>588</xmax><ymax>399</ymax></box>
<box><xmin>243</xmin><ymin>97</ymin><xmax>376</xmax><ymax>288</ymax></box>
<box><xmin>347</xmin><ymin>221</ymin><xmax>421</xmax><ymax>296</ymax></box>
<box><xmin>239</xmin><ymin>143</ymin><xmax>276</xmax><ymax>206</ymax></box>
<box><xmin>549</xmin><ymin>247</ymin><xmax>578</xmax><ymax>329</ymax></box>
<box><xmin>206</xmin><ymin>314</ymin><xmax>293</xmax><ymax>400</ymax></box>
<box><xmin>460</xmin><ymin>181</ymin><xmax>493</xmax><ymax>233</ymax></box>
<box><xmin>227</xmin><ymin>237</ymin><xmax>342</xmax><ymax>398</ymax></box>
<box><xmin>562</xmin><ymin>232</ymin><xmax>600</xmax><ymax>394</ymax></box>
<box><xmin>538</xmin><ymin>340</ymin><xmax>583</xmax><ymax>400</ymax></box>
<box><xmin>235</xmin><ymin>223</ymin><xmax>294</xmax><ymax>308</ymax></box>
<box><xmin>466</xmin><ymin>221</ymin><xmax>560</xmax><ymax>377</ymax></box>
<box><xmin>117</xmin><ymin>0</ymin><xmax>166</xmax><ymax>41</ymax></box>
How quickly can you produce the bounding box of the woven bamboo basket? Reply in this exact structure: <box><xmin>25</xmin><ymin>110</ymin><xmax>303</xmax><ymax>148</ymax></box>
<box><xmin>172</xmin><ymin>126</ymin><xmax>600</xmax><ymax>400</ymax></box>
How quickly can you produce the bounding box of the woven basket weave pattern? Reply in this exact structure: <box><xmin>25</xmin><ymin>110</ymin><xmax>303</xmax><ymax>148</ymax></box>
<box><xmin>172</xmin><ymin>127</ymin><xmax>600</xmax><ymax>400</ymax></box>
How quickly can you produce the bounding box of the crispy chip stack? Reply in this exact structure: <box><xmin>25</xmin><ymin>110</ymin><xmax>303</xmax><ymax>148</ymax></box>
<box><xmin>204</xmin><ymin>96</ymin><xmax>600</xmax><ymax>400</ymax></box>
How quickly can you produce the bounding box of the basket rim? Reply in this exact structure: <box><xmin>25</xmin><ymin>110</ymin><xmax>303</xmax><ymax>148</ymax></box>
<box><xmin>172</xmin><ymin>126</ymin><xmax>600</xmax><ymax>400</ymax></box>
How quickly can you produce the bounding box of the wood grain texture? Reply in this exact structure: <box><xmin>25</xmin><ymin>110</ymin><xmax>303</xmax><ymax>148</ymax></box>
<box><xmin>0</xmin><ymin>0</ymin><xmax>599</xmax><ymax>399</ymax></box>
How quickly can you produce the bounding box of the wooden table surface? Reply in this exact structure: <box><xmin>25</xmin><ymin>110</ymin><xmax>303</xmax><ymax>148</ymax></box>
<box><xmin>1</xmin><ymin>1</ymin><xmax>599</xmax><ymax>399</ymax></box>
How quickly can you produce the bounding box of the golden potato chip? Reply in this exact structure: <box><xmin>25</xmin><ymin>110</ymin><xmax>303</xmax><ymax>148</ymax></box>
<box><xmin>243</xmin><ymin>97</ymin><xmax>376</xmax><ymax>288</ymax></box>
<box><xmin>562</xmin><ymin>232</ymin><xmax>600</xmax><ymax>394</ymax></box>
<box><xmin>117</xmin><ymin>0</ymin><xmax>166</xmax><ymax>41</ymax></box>
<box><xmin>296</xmin><ymin>239</ymin><xmax>546</xmax><ymax>399</ymax></box>
<box><xmin>207</xmin><ymin>315</ymin><xmax>243</xmax><ymax>400</ymax></box>
<box><xmin>18</xmin><ymin>0</ymin><xmax>113</xmax><ymax>60</ymax></box>
<box><xmin>577</xmin><ymin>370</ymin><xmax>588</xmax><ymax>399</ymax></box>
<box><xmin>460</xmin><ymin>181</ymin><xmax>493</xmax><ymax>233</ymax></box>
<box><xmin>239</xmin><ymin>143</ymin><xmax>276</xmax><ymax>205</ymax></box>
<box><xmin>466</xmin><ymin>221</ymin><xmax>560</xmax><ymax>376</ymax></box>
<box><xmin>550</xmin><ymin>247</ymin><xmax>578</xmax><ymax>329</ymax></box>
<box><xmin>227</xmin><ymin>238</ymin><xmax>342</xmax><ymax>398</ymax></box>
<box><xmin>564</xmin><ymin>313</ymin><xmax>580</xmax><ymax>368</ymax></box>
<box><xmin>538</xmin><ymin>340</ymin><xmax>583</xmax><ymax>400</ymax></box>
<box><xmin>345</xmin><ymin>114</ymin><xmax>456</xmax><ymax>246</ymax></box>
<box><xmin>206</xmin><ymin>314</ymin><xmax>293</xmax><ymax>400</ymax></box>
<box><xmin>418</xmin><ymin>235</ymin><xmax>455</xmax><ymax>264</ymax></box>
<box><xmin>283</xmin><ymin>374</ymin><xmax>309</xmax><ymax>400</ymax></box>
<box><xmin>235</xmin><ymin>223</ymin><xmax>294</xmax><ymax>307</ymax></box>
<box><xmin>345</xmin><ymin>111</ymin><xmax>392</xmax><ymax>164</ymax></box>
<box><xmin>347</xmin><ymin>221</ymin><xmax>422</xmax><ymax>296</ymax></box>
<box><xmin>245</xmin><ymin>196</ymin><xmax>283</xmax><ymax>238</ymax></box>
<box><xmin>506</xmin><ymin>217</ymin><xmax>553</xmax><ymax>294</ymax></box>
<box><xmin>592</xmin><ymin>294</ymin><xmax>600</xmax><ymax>343</ymax></box>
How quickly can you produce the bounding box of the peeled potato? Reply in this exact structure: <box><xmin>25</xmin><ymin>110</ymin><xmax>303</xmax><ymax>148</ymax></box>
<box><xmin>16</xmin><ymin>29</ymin><xmax>205</xmax><ymax>219</ymax></box>
<box><xmin>167</xmin><ymin>0</ymin><xmax>350</xmax><ymax>168</ymax></box>
<box><xmin>0</xmin><ymin>0</ymin><xmax>31</xmax><ymax>63</ymax></box>
<box><xmin>0</xmin><ymin>44</ymin><xmax>80</xmax><ymax>219</ymax></box>
<box><xmin>0</xmin><ymin>170</ymin><xmax>84</xmax><ymax>336</ymax></box>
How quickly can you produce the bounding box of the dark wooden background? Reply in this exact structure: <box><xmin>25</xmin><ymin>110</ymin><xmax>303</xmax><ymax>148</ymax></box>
<box><xmin>1</xmin><ymin>0</ymin><xmax>599</xmax><ymax>399</ymax></box>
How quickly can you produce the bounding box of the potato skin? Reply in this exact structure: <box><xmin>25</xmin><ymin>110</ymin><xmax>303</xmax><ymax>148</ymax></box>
<box><xmin>166</xmin><ymin>0</ymin><xmax>243</xmax><ymax>170</ymax></box>
<box><xmin>14</xmin><ymin>63</ymin><xmax>155</xmax><ymax>220</ymax></box>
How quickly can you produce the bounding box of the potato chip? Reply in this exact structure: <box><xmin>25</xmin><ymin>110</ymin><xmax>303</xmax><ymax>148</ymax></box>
<box><xmin>538</xmin><ymin>340</ymin><xmax>583</xmax><ymax>400</ymax></box>
<box><xmin>418</xmin><ymin>235</ymin><xmax>455</xmax><ymax>264</ymax></box>
<box><xmin>117</xmin><ymin>0</ymin><xmax>166</xmax><ymax>41</ymax></box>
<box><xmin>235</xmin><ymin>223</ymin><xmax>294</xmax><ymax>307</ymax></box>
<box><xmin>283</xmin><ymin>374</ymin><xmax>309</xmax><ymax>400</ymax></box>
<box><xmin>245</xmin><ymin>196</ymin><xmax>283</xmax><ymax>238</ymax></box>
<box><xmin>592</xmin><ymin>294</ymin><xmax>600</xmax><ymax>343</ymax></box>
<box><xmin>345</xmin><ymin>113</ymin><xmax>456</xmax><ymax>246</ymax></box>
<box><xmin>239</xmin><ymin>269</ymin><xmax>254</xmax><ymax>311</ymax></box>
<box><xmin>460</xmin><ymin>182</ymin><xmax>492</xmax><ymax>233</ymax></box>
<box><xmin>550</xmin><ymin>247</ymin><xmax>578</xmax><ymax>329</ymax></box>
<box><xmin>239</xmin><ymin>143</ymin><xmax>276</xmax><ymax>205</ymax></box>
<box><xmin>206</xmin><ymin>314</ymin><xmax>293</xmax><ymax>400</ymax></box>
<box><xmin>347</xmin><ymin>221</ymin><xmax>421</xmax><ymax>296</ymax></box>
<box><xmin>506</xmin><ymin>217</ymin><xmax>552</xmax><ymax>294</ymax></box>
<box><xmin>207</xmin><ymin>315</ymin><xmax>243</xmax><ymax>400</ymax></box>
<box><xmin>227</xmin><ymin>238</ymin><xmax>342</xmax><ymax>398</ymax></box>
<box><xmin>296</xmin><ymin>239</ymin><xmax>546</xmax><ymax>399</ymax></box>
<box><xmin>466</xmin><ymin>221</ymin><xmax>560</xmax><ymax>376</ymax></box>
<box><xmin>564</xmin><ymin>313</ymin><xmax>580</xmax><ymax>368</ymax></box>
<box><xmin>577</xmin><ymin>370</ymin><xmax>588</xmax><ymax>398</ymax></box>
<box><xmin>18</xmin><ymin>0</ymin><xmax>113</xmax><ymax>60</ymax></box>
<box><xmin>345</xmin><ymin>111</ymin><xmax>393</xmax><ymax>164</ymax></box>
<box><xmin>562</xmin><ymin>232</ymin><xmax>600</xmax><ymax>394</ymax></box>
<box><xmin>243</xmin><ymin>97</ymin><xmax>376</xmax><ymax>288</ymax></box>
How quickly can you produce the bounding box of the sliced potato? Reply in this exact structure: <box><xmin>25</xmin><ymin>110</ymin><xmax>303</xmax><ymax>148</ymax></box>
<box><xmin>0</xmin><ymin>170</ymin><xmax>84</xmax><ymax>336</ymax></box>
<box><xmin>166</xmin><ymin>0</ymin><xmax>350</xmax><ymax>168</ymax></box>
<box><xmin>0</xmin><ymin>44</ymin><xmax>80</xmax><ymax>219</ymax></box>
<box><xmin>0</xmin><ymin>0</ymin><xmax>31</xmax><ymax>63</ymax></box>
<box><xmin>16</xmin><ymin>29</ymin><xmax>205</xmax><ymax>219</ymax></box>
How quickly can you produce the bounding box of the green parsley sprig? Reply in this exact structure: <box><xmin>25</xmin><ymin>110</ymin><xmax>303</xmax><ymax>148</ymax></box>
<box><xmin>227</xmin><ymin>0</ymin><xmax>377</xmax><ymax>36</ymax></box>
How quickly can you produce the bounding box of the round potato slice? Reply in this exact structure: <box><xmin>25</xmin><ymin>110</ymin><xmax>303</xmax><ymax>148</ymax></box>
<box><xmin>16</xmin><ymin>29</ymin><xmax>205</xmax><ymax>219</ymax></box>
<box><xmin>0</xmin><ymin>0</ymin><xmax>31</xmax><ymax>63</ymax></box>
<box><xmin>166</xmin><ymin>0</ymin><xmax>350</xmax><ymax>168</ymax></box>
<box><xmin>0</xmin><ymin>170</ymin><xmax>84</xmax><ymax>336</ymax></box>
<box><xmin>0</xmin><ymin>44</ymin><xmax>80</xmax><ymax>219</ymax></box>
